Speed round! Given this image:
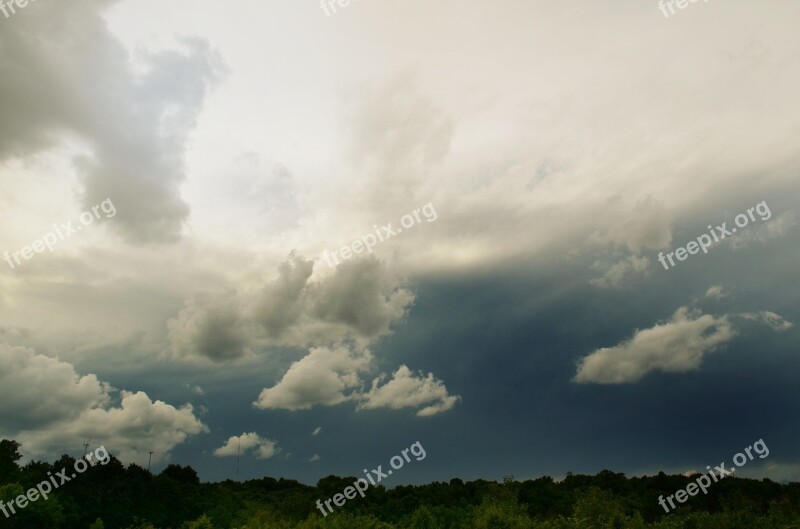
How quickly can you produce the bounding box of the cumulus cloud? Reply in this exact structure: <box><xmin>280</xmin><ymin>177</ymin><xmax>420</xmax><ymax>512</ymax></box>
<box><xmin>167</xmin><ymin>253</ymin><xmax>457</xmax><ymax>417</ymax></box>
<box><xmin>311</xmin><ymin>257</ymin><xmax>415</xmax><ymax>339</ymax></box>
<box><xmin>214</xmin><ymin>432</ymin><xmax>278</xmax><ymax>460</ymax></box>
<box><xmin>312</xmin><ymin>426</ymin><xmax>322</xmax><ymax>436</ymax></box>
<box><xmin>253</xmin><ymin>346</ymin><xmax>460</xmax><ymax>416</ymax></box>
<box><xmin>168</xmin><ymin>255</ymin><xmax>415</xmax><ymax>363</ymax></box>
<box><xmin>168</xmin><ymin>291</ymin><xmax>254</xmax><ymax>363</ymax></box>
<box><xmin>574</xmin><ymin>307</ymin><xmax>737</xmax><ymax>384</ymax></box>
<box><xmin>0</xmin><ymin>344</ymin><xmax>208</xmax><ymax>463</ymax></box>
<box><xmin>0</xmin><ymin>344</ymin><xmax>109</xmax><ymax>430</ymax></box>
<box><xmin>740</xmin><ymin>311</ymin><xmax>794</xmax><ymax>332</ymax></box>
<box><xmin>359</xmin><ymin>365</ymin><xmax>461</xmax><ymax>417</ymax></box>
<box><xmin>253</xmin><ymin>346</ymin><xmax>373</xmax><ymax>411</ymax></box>
<box><xmin>0</xmin><ymin>0</ymin><xmax>225</xmax><ymax>243</ymax></box>
<box><xmin>309</xmin><ymin>454</ymin><xmax>321</xmax><ymax>462</ymax></box>
<box><xmin>254</xmin><ymin>253</ymin><xmax>315</xmax><ymax>340</ymax></box>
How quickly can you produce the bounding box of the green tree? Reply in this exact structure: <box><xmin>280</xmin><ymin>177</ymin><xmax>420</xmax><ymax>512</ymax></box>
<box><xmin>0</xmin><ymin>440</ymin><xmax>22</xmax><ymax>483</ymax></box>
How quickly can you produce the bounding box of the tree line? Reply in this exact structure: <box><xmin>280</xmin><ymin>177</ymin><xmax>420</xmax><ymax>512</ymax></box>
<box><xmin>1</xmin><ymin>439</ymin><xmax>799</xmax><ymax>529</ymax></box>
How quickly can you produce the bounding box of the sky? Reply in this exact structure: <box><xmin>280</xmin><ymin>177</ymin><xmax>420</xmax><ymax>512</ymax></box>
<box><xmin>0</xmin><ymin>0</ymin><xmax>799</xmax><ymax>485</ymax></box>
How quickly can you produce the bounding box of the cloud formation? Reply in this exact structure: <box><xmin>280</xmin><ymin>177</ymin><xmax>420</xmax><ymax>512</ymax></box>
<box><xmin>359</xmin><ymin>365</ymin><xmax>461</xmax><ymax>417</ymax></box>
<box><xmin>740</xmin><ymin>311</ymin><xmax>794</xmax><ymax>332</ymax></box>
<box><xmin>214</xmin><ymin>432</ymin><xmax>278</xmax><ymax>460</ymax></box>
<box><xmin>574</xmin><ymin>307</ymin><xmax>736</xmax><ymax>384</ymax></box>
<box><xmin>168</xmin><ymin>291</ymin><xmax>254</xmax><ymax>363</ymax></box>
<box><xmin>254</xmin><ymin>346</ymin><xmax>460</xmax><ymax>416</ymax></box>
<box><xmin>0</xmin><ymin>344</ymin><xmax>208</xmax><ymax>462</ymax></box>
<box><xmin>0</xmin><ymin>0</ymin><xmax>224</xmax><ymax>243</ymax></box>
<box><xmin>253</xmin><ymin>346</ymin><xmax>373</xmax><ymax>411</ymax></box>
<box><xmin>168</xmin><ymin>255</ymin><xmax>415</xmax><ymax>363</ymax></box>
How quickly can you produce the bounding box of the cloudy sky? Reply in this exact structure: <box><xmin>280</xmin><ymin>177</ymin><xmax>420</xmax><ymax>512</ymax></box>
<box><xmin>1</xmin><ymin>0</ymin><xmax>799</xmax><ymax>484</ymax></box>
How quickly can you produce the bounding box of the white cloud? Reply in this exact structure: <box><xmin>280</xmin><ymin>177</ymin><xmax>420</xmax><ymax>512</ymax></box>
<box><xmin>704</xmin><ymin>285</ymin><xmax>728</xmax><ymax>299</ymax></box>
<box><xmin>309</xmin><ymin>454</ymin><xmax>321</xmax><ymax>462</ymax></box>
<box><xmin>0</xmin><ymin>344</ymin><xmax>208</xmax><ymax>463</ymax></box>
<box><xmin>214</xmin><ymin>432</ymin><xmax>278</xmax><ymax>460</ymax></box>
<box><xmin>574</xmin><ymin>307</ymin><xmax>736</xmax><ymax>384</ymax></box>
<box><xmin>359</xmin><ymin>365</ymin><xmax>461</xmax><ymax>417</ymax></box>
<box><xmin>253</xmin><ymin>346</ymin><xmax>373</xmax><ymax>411</ymax></box>
<box><xmin>253</xmin><ymin>347</ymin><xmax>460</xmax><ymax>416</ymax></box>
<box><xmin>740</xmin><ymin>311</ymin><xmax>794</xmax><ymax>332</ymax></box>
<box><xmin>312</xmin><ymin>426</ymin><xmax>322</xmax><ymax>436</ymax></box>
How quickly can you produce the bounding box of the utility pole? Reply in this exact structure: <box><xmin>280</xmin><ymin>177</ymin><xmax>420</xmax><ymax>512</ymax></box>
<box><xmin>147</xmin><ymin>449</ymin><xmax>154</xmax><ymax>472</ymax></box>
<box><xmin>83</xmin><ymin>440</ymin><xmax>90</xmax><ymax>458</ymax></box>
<box><xmin>236</xmin><ymin>437</ymin><xmax>241</xmax><ymax>476</ymax></box>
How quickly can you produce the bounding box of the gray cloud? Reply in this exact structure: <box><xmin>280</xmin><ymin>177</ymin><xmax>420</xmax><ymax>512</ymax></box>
<box><xmin>311</xmin><ymin>258</ymin><xmax>415</xmax><ymax>338</ymax></box>
<box><xmin>168</xmin><ymin>290</ymin><xmax>254</xmax><ymax>363</ymax></box>
<box><xmin>254</xmin><ymin>253</ymin><xmax>314</xmax><ymax>339</ymax></box>
<box><xmin>0</xmin><ymin>0</ymin><xmax>225</xmax><ymax>243</ymax></box>
<box><xmin>0</xmin><ymin>344</ymin><xmax>207</xmax><ymax>462</ymax></box>
<box><xmin>168</xmin><ymin>254</ymin><xmax>415</xmax><ymax>363</ymax></box>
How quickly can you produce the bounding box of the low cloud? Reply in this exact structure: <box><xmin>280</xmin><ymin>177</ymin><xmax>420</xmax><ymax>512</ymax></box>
<box><xmin>214</xmin><ymin>432</ymin><xmax>278</xmax><ymax>460</ymax></box>
<box><xmin>168</xmin><ymin>291</ymin><xmax>255</xmax><ymax>363</ymax></box>
<box><xmin>0</xmin><ymin>344</ymin><xmax>208</xmax><ymax>463</ymax></box>
<box><xmin>254</xmin><ymin>347</ymin><xmax>460</xmax><ymax>416</ymax></box>
<box><xmin>168</xmin><ymin>255</ymin><xmax>415</xmax><ymax>364</ymax></box>
<box><xmin>359</xmin><ymin>365</ymin><xmax>461</xmax><ymax>417</ymax></box>
<box><xmin>253</xmin><ymin>346</ymin><xmax>373</xmax><ymax>411</ymax></box>
<box><xmin>574</xmin><ymin>307</ymin><xmax>736</xmax><ymax>384</ymax></box>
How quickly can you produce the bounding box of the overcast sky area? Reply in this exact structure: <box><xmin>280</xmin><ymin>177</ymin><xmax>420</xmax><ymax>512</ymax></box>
<box><xmin>1</xmin><ymin>0</ymin><xmax>799</xmax><ymax>485</ymax></box>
